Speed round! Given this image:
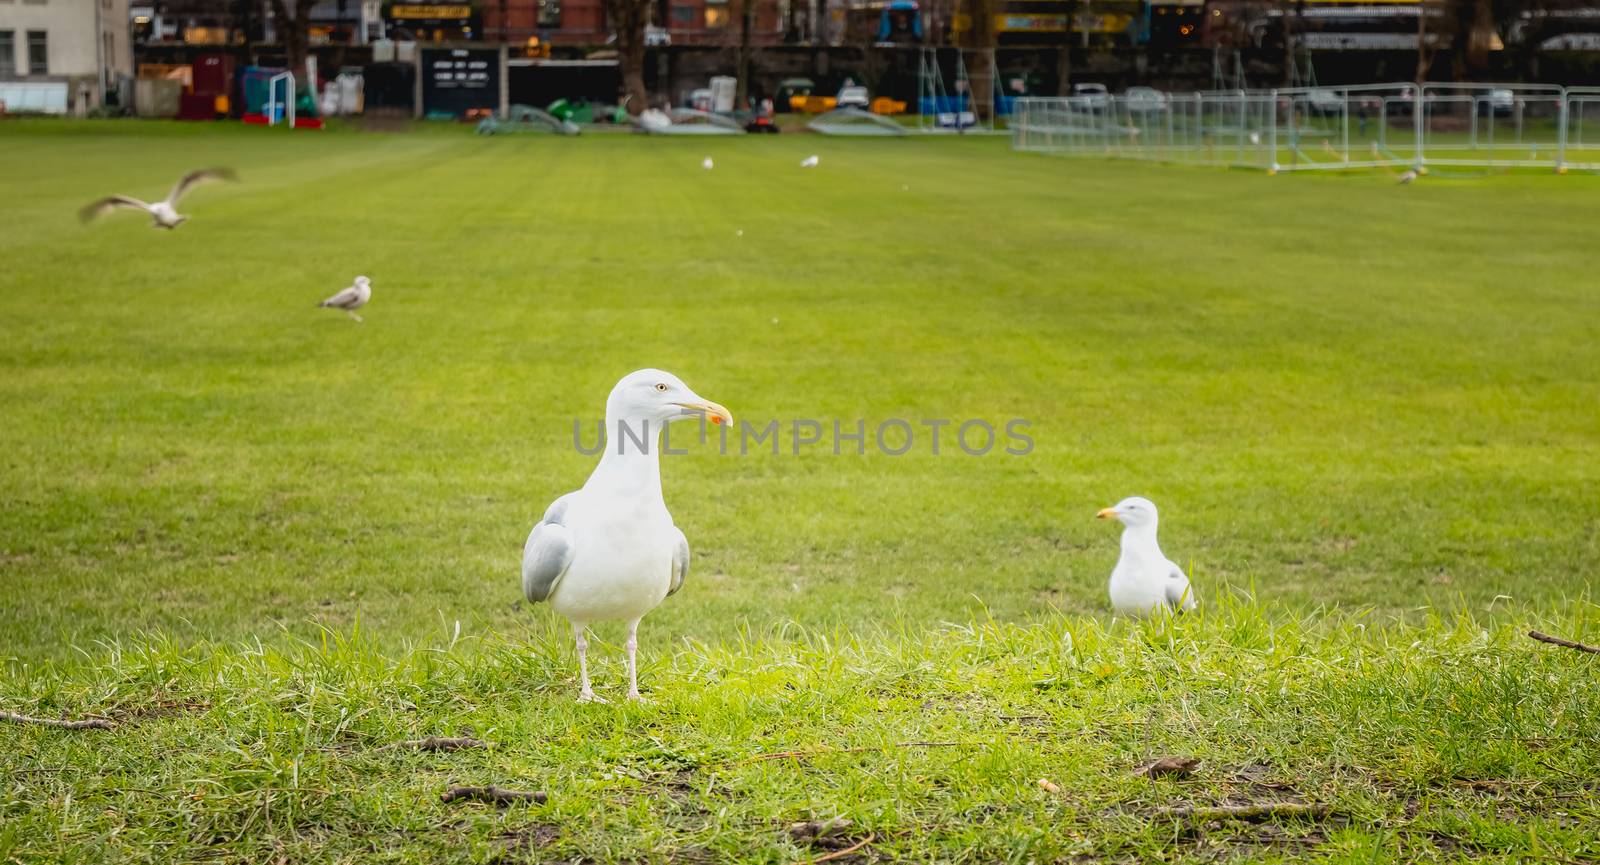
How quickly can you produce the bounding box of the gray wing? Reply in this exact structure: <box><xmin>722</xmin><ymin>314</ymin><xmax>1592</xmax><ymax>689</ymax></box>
<box><xmin>668</xmin><ymin>526</ymin><xmax>689</xmax><ymax>596</ymax></box>
<box><xmin>521</xmin><ymin>494</ymin><xmax>576</xmax><ymax>603</ymax></box>
<box><xmin>80</xmin><ymin>195</ymin><xmax>150</xmax><ymax>223</ymax></box>
<box><xmin>167</xmin><ymin>168</ymin><xmax>237</xmax><ymax>205</ymax></box>
<box><xmin>319</xmin><ymin>286</ymin><xmax>360</xmax><ymax>309</ymax></box>
<box><xmin>1165</xmin><ymin>563</ymin><xmax>1197</xmax><ymax>612</ymax></box>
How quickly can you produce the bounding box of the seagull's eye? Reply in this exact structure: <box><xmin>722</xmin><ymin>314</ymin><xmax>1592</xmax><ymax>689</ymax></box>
<box><xmin>654</xmin><ymin>383</ymin><xmax>668</xmax><ymax>392</ymax></box>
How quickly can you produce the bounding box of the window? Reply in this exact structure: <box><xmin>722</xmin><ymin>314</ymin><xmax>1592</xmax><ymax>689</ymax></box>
<box><xmin>0</xmin><ymin>31</ymin><xmax>13</xmax><ymax>76</ymax></box>
<box><xmin>26</xmin><ymin>30</ymin><xmax>47</xmax><ymax>75</ymax></box>
<box><xmin>671</xmin><ymin>4</ymin><xmax>695</xmax><ymax>26</ymax></box>
<box><xmin>537</xmin><ymin>0</ymin><xmax>560</xmax><ymax>28</ymax></box>
<box><xmin>705</xmin><ymin>6</ymin><xmax>728</xmax><ymax>28</ymax></box>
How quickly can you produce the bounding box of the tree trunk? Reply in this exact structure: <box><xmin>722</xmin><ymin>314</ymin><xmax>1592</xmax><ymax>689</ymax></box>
<box><xmin>606</xmin><ymin>0</ymin><xmax>651</xmax><ymax>112</ymax></box>
<box><xmin>962</xmin><ymin>0</ymin><xmax>994</xmax><ymax>121</ymax></box>
<box><xmin>1281</xmin><ymin>1</ymin><xmax>1297</xmax><ymax>86</ymax></box>
<box><xmin>1414</xmin><ymin>4</ymin><xmax>1433</xmax><ymax>83</ymax></box>
<box><xmin>736</xmin><ymin>0</ymin><xmax>754</xmax><ymax>108</ymax></box>
<box><xmin>267</xmin><ymin>0</ymin><xmax>314</xmax><ymax>91</ymax></box>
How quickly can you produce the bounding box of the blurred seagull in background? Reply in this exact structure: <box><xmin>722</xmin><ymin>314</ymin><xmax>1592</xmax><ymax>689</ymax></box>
<box><xmin>800</xmin><ymin>155</ymin><xmax>820</xmax><ymax>168</ymax></box>
<box><xmin>1096</xmin><ymin>497</ymin><xmax>1197</xmax><ymax>617</ymax></box>
<box><xmin>318</xmin><ymin>276</ymin><xmax>372</xmax><ymax>322</ymax></box>
<box><xmin>522</xmin><ymin>369</ymin><xmax>731</xmax><ymax>702</ymax></box>
<box><xmin>80</xmin><ymin>168</ymin><xmax>237</xmax><ymax>230</ymax></box>
<box><xmin>702</xmin><ymin>156</ymin><xmax>715</xmax><ymax>170</ymax></box>
<box><xmin>1397</xmin><ymin>169</ymin><xmax>1418</xmax><ymax>184</ymax></box>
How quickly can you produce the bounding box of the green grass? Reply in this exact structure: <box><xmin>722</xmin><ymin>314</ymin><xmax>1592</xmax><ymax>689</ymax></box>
<box><xmin>2</xmin><ymin>119</ymin><xmax>1598</xmax><ymax>862</ymax></box>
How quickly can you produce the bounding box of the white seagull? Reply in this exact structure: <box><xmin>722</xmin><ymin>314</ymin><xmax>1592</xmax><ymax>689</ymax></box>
<box><xmin>522</xmin><ymin>369</ymin><xmax>732</xmax><ymax>702</ymax></box>
<box><xmin>800</xmin><ymin>155</ymin><xmax>820</xmax><ymax>168</ymax></box>
<box><xmin>1096</xmin><ymin>497</ymin><xmax>1197</xmax><ymax>617</ymax></box>
<box><xmin>702</xmin><ymin>157</ymin><xmax>715</xmax><ymax>170</ymax></box>
<box><xmin>318</xmin><ymin>276</ymin><xmax>372</xmax><ymax>322</ymax></box>
<box><xmin>80</xmin><ymin>168</ymin><xmax>238</xmax><ymax>230</ymax></box>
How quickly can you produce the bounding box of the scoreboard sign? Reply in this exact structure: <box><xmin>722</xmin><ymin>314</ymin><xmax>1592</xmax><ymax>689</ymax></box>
<box><xmin>420</xmin><ymin>48</ymin><xmax>501</xmax><ymax>118</ymax></box>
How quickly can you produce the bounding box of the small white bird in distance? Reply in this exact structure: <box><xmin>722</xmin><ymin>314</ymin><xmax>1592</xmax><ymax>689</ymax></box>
<box><xmin>1248</xmin><ymin>132</ymin><xmax>1262</xmax><ymax>145</ymax></box>
<box><xmin>1397</xmin><ymin>169</ymin><xmax>1418</xmax><ymax>184</ymax></box>
<box><xmin>702</xmin><ymin>157</ymin><xmax>714</xmax><ymax>170</ymax></box>
<box><xmin>318</xmin><ymin>276</ymin><xmax>373</xmax><ymax>322</ymax></box>
<box><xmin>800</xmin><ymin>155</ymin><xmax>820</xmax><ymax>168</ymax></box>
<box><xmin>1096</xmin><ymin>497</ymin><xmax>1198</xmax><ymax>617</ymax></box>
<box><xmin>80</xmin><ymin>168</ymin><xmax>238</xmax><ymax>230</ymax></box>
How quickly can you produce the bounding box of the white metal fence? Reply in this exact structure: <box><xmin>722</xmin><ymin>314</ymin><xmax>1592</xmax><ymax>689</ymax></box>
<box><xmin>1013</xmin><ymin>83</ymin><xmax>1600</xmax><ymax>174</ymax></box>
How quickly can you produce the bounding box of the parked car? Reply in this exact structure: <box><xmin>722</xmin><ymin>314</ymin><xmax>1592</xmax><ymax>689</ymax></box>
<box><xmin>837</xmin><ymin>85</ymin><xmax>870</xmax><ymax>109</ymax></box>
<box><xmin>1307</xmin><ymin>88</ymin><xmax>1345</xmax><ymax>114</ymax></box>
<box><xmin>1123</xmin><ymin>86</ymin><xmax>1169</xmax><ymax>114</ymax></box>
<box><xmin>776</xmin><ymin>78</ymin><xmax>815</xmax><ymax>113</ymax></box>
<box><xmin>1482</xmin><ymin>88</ymin><xmax>1515</xmax><ymax>116</ymax></box>
<box><xmin>1072</xmin><ymin>82</ymin><xmax>1109</xmax><ymax>110</ymax></box>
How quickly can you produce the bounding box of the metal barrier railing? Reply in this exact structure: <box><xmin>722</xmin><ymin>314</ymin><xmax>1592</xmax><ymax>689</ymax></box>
<box><xmin>1013</xmin><ymin>82</ymin><xmax>1599</xmax><ymax>175</ymax></box>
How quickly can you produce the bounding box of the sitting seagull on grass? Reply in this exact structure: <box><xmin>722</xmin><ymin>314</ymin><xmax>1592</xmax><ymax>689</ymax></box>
<box><xmin>702</xmin><ymin>157</ymin><xmax>715</xmax><ymax>170</ymax></box>
<box><xmin>80</xmin><ymin>168</ymin><xmax>237</xmax><ymax>230</ymax></box>
<box><xmin>800</xmin><ymin>155</ymin><xmax>820</xmax><ymax>168</ymax></box>
<box><xmin>318</xmin><ymin>276</ymin><xmax>372</xmax><ymax>322</ymax></box>
<box><xmin>1096</xmin><ymin>497</ymin><xmax>1197</xmax><ymax>617</ymax></box>
<box><xmin>522</xmin><ymin>369</ymin><xmax>732</xmax><ymax>702</ymax></box>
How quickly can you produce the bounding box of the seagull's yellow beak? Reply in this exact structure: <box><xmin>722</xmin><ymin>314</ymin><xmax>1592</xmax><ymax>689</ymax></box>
<box><xmin>674</xmin><ymin>399</ymin><xmax>733</xmax><ymax>427</ymax></box>
<box><xmin>1096</xmin><ymin>507</ymin><xmax>1119</xmax><ymax>520</ymax></box>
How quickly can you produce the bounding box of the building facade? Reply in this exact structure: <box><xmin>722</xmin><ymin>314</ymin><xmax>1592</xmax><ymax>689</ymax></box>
<box><xmin>0</xmin><ymin>0</ymin><xmax>133</xmax><ymax>111</ymax></box>
<box><xmin>482</xmin><ymin>0</ymin><xmax>787</xmax><ymax>50</ymax></box>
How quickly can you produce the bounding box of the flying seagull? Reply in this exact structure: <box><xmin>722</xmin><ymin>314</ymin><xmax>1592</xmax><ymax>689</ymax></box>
<box><xmin>318</xmin><ymin>276</ymin><xmax>372</xmax><ymax>322</ymax></box>
<box><xmin>80</xmin><ymin>168</ymin><xmax>238</xmax><ymax>229</ymax></box>
<box><xmin>1096</xmin><ymin>497</ymin><xmax>1197</xmax><ymax>617</ymax></box>
<box><xmin>702</xmin><ymin>156</ymin><xmax>714</xmax><ymax>170</ymax></box>
<box><xmin>522</xmin><ymin>369</ymin><xmax>731</xmax><ymax>702</ymax></box>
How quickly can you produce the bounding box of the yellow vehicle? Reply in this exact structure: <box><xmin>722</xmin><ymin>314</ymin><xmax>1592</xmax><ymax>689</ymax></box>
<box><xmin>870</xmin><ymin>97</ymin><xmax>906</xmax><ymax>115</ymax></box>
<box><xmin>797</xmin><ymin>95</ymin><xmax>838</xmax><ymax>114</ymax></box>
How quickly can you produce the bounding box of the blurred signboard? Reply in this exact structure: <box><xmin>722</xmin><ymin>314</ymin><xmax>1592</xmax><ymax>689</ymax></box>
<box><xmin>1073</xmin><ymin>12</ymin><xmax>1134</xmax><ymax>33</ymax></box>
<box><xmin>995</xmin><ymin>14</ymin><xmax>1069</xmax><ymax>33</ymax></box>
<box><xmin>392</xmin><ymin>4</ymin><xmax>471</xmax><ymax>19</ymax></box>
<box><xmin>420</xmin><ymin>47</ymin><xmax>500</xmax><ymax>117</ymax></box>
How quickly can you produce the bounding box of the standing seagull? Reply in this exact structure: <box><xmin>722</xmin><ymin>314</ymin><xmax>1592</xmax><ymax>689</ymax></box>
<box><xmin>702</xmin><ymin>156</ymin><xmax>715</xmax><ymax>170</ymax></box>
<box><xmin>1096</xmin><ymin>497</ymin><xmax>1197</xmax><ymax>617</ymax></box>
<box><xmin>799</xmin><ymin>155</ymin><xmax>820</xmax><ymax>168</ymax></box>
<box><xmin>522</xmin><ymin>369</ymin><xmax>731</xmax><ymax>702</ymax></box>
<box><xmin>318</xmin><ymin>276</ymin><xmax>372</xmax><ymax>322</ymax></box>
<box><xmin>80</xmin><ymin>168</ymin><xmax>238</xmax><ymax>230</ymax></box>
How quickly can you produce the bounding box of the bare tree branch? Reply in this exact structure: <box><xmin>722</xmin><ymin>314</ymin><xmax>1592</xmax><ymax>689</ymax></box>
<box><xmin>1529</xmin><ymin>630</ymin><xmax>1600</xmax><ymax>654</ymax></box>
<box><xmin>1155</xmin><ymin>803</ymin><xmax>1330</xmax><ymax>821</ymax></box>
<box><xmin>376</xmin><ymin>736</ymin><xmax>487</xmax><ymax>752</ymax></box>
<box><xmin>440</xmin><ymin>785</ymin><xmax>548</xmax><ymax>805</ymax></box>
<box><xmin>2</xmin><ymin>711</ymin><xmax>114</xmax><ymax>731</ymax></box>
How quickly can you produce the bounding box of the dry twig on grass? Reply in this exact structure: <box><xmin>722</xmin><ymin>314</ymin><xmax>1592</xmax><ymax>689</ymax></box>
<box><xmin>1528</xmin><ymin>631</ymin><xmax>1600</xmax><ymax>654</ymax></box>
<box><xmin>1</xmin><ymin>711</ymin><xmax>114</xmax><ymax>731</ymax></box>
<box><xmin>788</xmin><ymin>817</ymin><xmax>852</xmax><ymax>842</ymax></box>
<box><xmin>746</xmin><ymin>741</ymin><xmax>965</xmax><ymax>764</ymax></box>
<box><xmin>440</xmin><ymin>785</ymin><xmax>547</xmax><ymax>806</ymax></box>
<box><xmin>1155</xmin><ymin>803</ymin><xmax>1329</xmax><ymax>822</ymax></box>
<box><xmin>786</xmin><ymin>833</ymin><xmax>874</xmax><ymax>865</ymax></box>
<box><xmin>377</xmin><ymin>736</ymin><xmax>486</xmax><ymax>752</ymax></box>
